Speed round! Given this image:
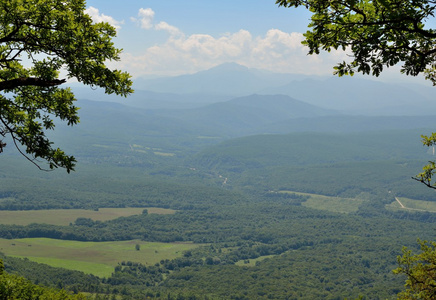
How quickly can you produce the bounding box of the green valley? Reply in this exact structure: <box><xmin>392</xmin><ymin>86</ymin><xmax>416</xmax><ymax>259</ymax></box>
<box><xmin>2</xmin><ymin>75</ymin><xmax>436</xmax><ymax>300</ymax></box>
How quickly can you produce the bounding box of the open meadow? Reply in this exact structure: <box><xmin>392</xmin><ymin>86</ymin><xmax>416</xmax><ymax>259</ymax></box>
<box><xmin>235</xmin><ymin>255</ymin><xmax>277</xmax><ymax>267</ymax></box>
<box><xmin>0</xmin><ymin>238</ymin><xmax>199</xmax><ymax>277</ymax></box>
<box><xmin>279</xmin><ymin>190</ymin><xmax>365</xmax><ymax>213</ymax></box>
<box><xmin>0</xmin><ymin>207</ymin><xmax>176</xmax><ymax>226</ymax></box>
<box><xmin>386</xmin><ymin>197</ymin><xmax>436</xmax><ymax>212</ymax></box>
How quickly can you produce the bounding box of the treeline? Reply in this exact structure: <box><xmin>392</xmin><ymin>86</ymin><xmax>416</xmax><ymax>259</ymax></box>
<box><xmin>1</xmin><ymin>231</ymin><xmax>413</xmax><ymax>299</ymax></box>
<box><xmin>0</xmin><ymin>172</ymin><xmax>242</xmax><ymax>211</ymax></box>
<box><xmin>1</xmin><ymin>255</ymin><xmax>211</xmax><ymax>300</ymax></box>
<box><xmin>2</xmin><ymin>254</ymin><xmax>103</xmax><ymax>294</ymax></box>
<box><xmin>160</xmin><ymin>239</ymin><xmax>403</xmax><ymax>300</ymax></box>
<box><xmin>220</xmin><ymin>160</ymin><xmax>436</xmax><ymax>202</ymax></box>
<box><xmin>0</xmin><ymin>258</ymin><xmax>86</xmax><ymax>300</ymax></box>
<box><xmin>1</xmin><ymin>193</ymin><xmax>435</xmax><ymax>246</ymax></box>
<box><xmin>0</xmin><ymin>203</ymin><xmax>338</xmax><ymax>242</ymax></box>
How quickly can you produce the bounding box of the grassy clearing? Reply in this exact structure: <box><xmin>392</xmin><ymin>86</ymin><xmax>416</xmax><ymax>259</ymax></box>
<box><xmin>386</xmin><ymin>197</ymin><xmax>436</xmax><ymax>212</ymax></box>
<box><xmin>92</xmin><ymin>144</ymin><xmax>111</xmax><ymax>148</ymax></box>
<box><xmin>153</xmin><ymin>152</ymin><xmax>175</xmax><ymax>157</ymax></box>
<box><xmin>0</xmin><ymin>238</ymin><xmax>200</xmax><ymax>278</ymax></box>
<box><xmin>14</xmin><ymin>256</ymin><xmax>115</xmax><ymax>278</ymax></box>
<box><xmin>279</xmin><ymin>191</ymin><xmax>364</xmax><ymax>213</ymax></box>
<box><xmin>0</xmin><ymin>207</ymin><xmax>176</xmax><ymax>226</ymax></box>
<box><xmin>235</xmin><ymin>255</ymin><xmax>276</xmax><ymax>267</ymax></box>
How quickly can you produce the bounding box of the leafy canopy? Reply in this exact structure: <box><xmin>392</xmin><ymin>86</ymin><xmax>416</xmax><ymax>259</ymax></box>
<box><xmin>394</xmin><ymin>240</ymin><xmax>436</xmax><ymax>300</ymax></box>
<box><xmin>276</xmin><ymin>0</ymin><xmax>436</xmax><ymax>188</ymax></box>
<box><xmin>0</xmin><ymin>258</ymin><xmax>86</xmax><ymax>299</ymax></box>
<box><xmin>276</xmin><ymin>0</ymin><xmax>436</xmax><ymax>80</ymax></box>
<box><xmin>0</xmin><ymin>0</ymin><xmax>133</xmax><ymax>172</ymax></box>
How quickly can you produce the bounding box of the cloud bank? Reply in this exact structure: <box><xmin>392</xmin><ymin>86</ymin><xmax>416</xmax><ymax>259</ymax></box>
<box><xmin>131</xmin><ymin>8</ymin><xmax>155</xmax><ymax>29</ymax></box>
<box><xmin>85</xmin><ymin>7</ymin><xmax>123</xmax><ymax>30</ymax></box>
<box><xmin>108</xmin><ymin>8</ymin><xmax>351</xmax><ymax>78</ymax></box>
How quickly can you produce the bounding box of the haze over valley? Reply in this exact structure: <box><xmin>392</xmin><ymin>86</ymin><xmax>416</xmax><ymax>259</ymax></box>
<box><xmin>2</xmin><ymin>61</ymin><xmax>436</xmax><ymax>299</ymax></box>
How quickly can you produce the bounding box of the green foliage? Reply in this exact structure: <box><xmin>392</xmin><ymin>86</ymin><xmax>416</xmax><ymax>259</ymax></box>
<box><xmin>0</xmin><ymin>0</ymin><xmax>132</xmax><ymax>172</ymax></box>
<box><xmin>1</xmin><ymin>254</ymin><xmax>103</xmax><ymax>294</ymax></box>
<box><xmin>276</xmin><ymin>0</ymin><xmax>436</xmax><ymax>82</ymax></box>
<box><xmin>414</xmin><ymin>133</ymin><xmax>436</xmax><ymax>189</ymax></box>
<box><xmin>394</xmin><ymin>240</ymin><xmax>436</xmax><ymax>299</ymax></box>
<box><xmin>162</xmin><ymin>239</ymin><xmax>402</xmax><ymax>299</ymax></box>
<box><xmin>0</xmin><ymin>264</ymin><xmax>86</xmax><ymax>299</ymax></box>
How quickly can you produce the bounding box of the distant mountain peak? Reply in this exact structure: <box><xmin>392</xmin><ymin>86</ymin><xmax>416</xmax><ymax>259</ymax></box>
<box><xmin>209</xmin><ymin>62</ymin><xmax>248</xmax><ymax>69</ymax></box>
<box><xmin>134</xmin><ymin>62</ymin><xmax>299</xmax><ymax>95</ymax></box>
<box><xmin>200</xmin><ymin>62</ymin><xmax>251</xmax><ymax>74</ymax></box>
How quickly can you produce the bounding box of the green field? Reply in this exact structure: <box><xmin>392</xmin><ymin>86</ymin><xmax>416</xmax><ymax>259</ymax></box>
<box><xmin>235</xmin><ymin>255</ymin><xmax>277</xmax><ymax>267</ymax></box>
<box><xmin>154</xmin><ymin>151</ymin><xmax>175</xmax><ymax>157</ymax></box>
<box><xmin>386</xmin><ymin>197</ymin><xmax>436</xmax><ymax>212</ymax></box>
<box><xmin>0</xmin><ymin>207</ymin><xmax>176</xmax><ymax>226</ymax></box>
<box><xmin>279</xmin><ymin>191</ymin><xmax>365</xmax><ymax>213</ymax></box>
<box><xmin>0</xmin><ymin>238</ymin><xmax>200</xmax><ymax>278</ymax></box>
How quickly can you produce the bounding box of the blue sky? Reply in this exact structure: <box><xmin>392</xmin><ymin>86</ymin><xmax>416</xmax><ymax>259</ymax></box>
<box><xmin>84</xmin><ymin>0</ymin><xmax>430</xmax><ymax>85</ymax></box>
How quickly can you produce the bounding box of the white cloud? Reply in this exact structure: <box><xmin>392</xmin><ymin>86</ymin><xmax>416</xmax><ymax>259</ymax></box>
<box><xmin>131</xmin><ymin>8</ymin><xmax>155</xmax><ymax>29</ymax></box>
<box><xmin>112</xmin><ymin>27</ymin><xmax>350</xmax><ymax>78</ymax></box>
<box><xmin>155</xmin><ymin>21</ymin><xmax>182</xmax><ymax>37</ymax></box>
<box><xmin>107</xmin><ymin>8</ymin><xmax>351</xmax><ymax>77</ymax></box>
<box><xmin>85</xmin><ymin>7</ymin><xmax>123</xmax><ymax>30</ymax></box>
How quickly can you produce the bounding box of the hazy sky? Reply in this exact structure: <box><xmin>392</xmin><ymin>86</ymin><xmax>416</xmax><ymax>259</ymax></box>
<box><xmin>85</xmin><ymin>0</ymin><xmax>430</xmax><ymax>85</ymax></box>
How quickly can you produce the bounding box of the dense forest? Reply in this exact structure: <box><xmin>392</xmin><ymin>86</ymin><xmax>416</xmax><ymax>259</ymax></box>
<box><xmin>1</xmin><ymin>88</ymin><xmax>436</xmax><ymax>299</ymax></box>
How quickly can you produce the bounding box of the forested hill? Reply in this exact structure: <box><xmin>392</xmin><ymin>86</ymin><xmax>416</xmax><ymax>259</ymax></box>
<box><xmin>192</xmin><ymin>129</ymin><xmax>430</xmax><ymax>170</ymax></box>
<box><xmin>52</xmin><ymin>97</ymin><xmax>436</xmax><ymax>150</ymax></box>
<box><xmin>152</xmin><ymin>94</ymin><xmax>338</xmax><ymax>136</ymax></box>
<box><xmin>189</xmin><ymin>129</ymin><xmax>436</xmax><ymax>201</ymax></box>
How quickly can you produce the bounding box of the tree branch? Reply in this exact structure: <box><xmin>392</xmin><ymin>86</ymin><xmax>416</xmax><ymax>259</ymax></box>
<box><xmin>412</xmin><ymin>177</ymin><xmax>436</xmax><ymax>190</ymax></box>
<box><xmin>0</xmin><ymin>77</ymin><xmax>66</xmax><ymax>91</ymax></box>
<box><xmin>0</xmin><ymin>115</ymin><xmax>50</xmax><ymax>171</ymax></box>
<box><xmin>0</xmin><ymin>25</ymin><xmax>21</xmax><ymax>44</ymax></box>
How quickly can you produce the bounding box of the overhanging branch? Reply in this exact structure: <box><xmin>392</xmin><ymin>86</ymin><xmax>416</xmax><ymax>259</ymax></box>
<box><xmin>0</xmin><ymin>115</ymin><xmax>50</xmax><ymax>171</ymax></box>
<box><xmin>412</xmin><ymin>177</ymin><xmax>436</xmax><ymax>190</ymax></box>
<box><xmin>0</xmin><ymin>77</ymin><xmax>66</xmax><ymax>91</ymax></box>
